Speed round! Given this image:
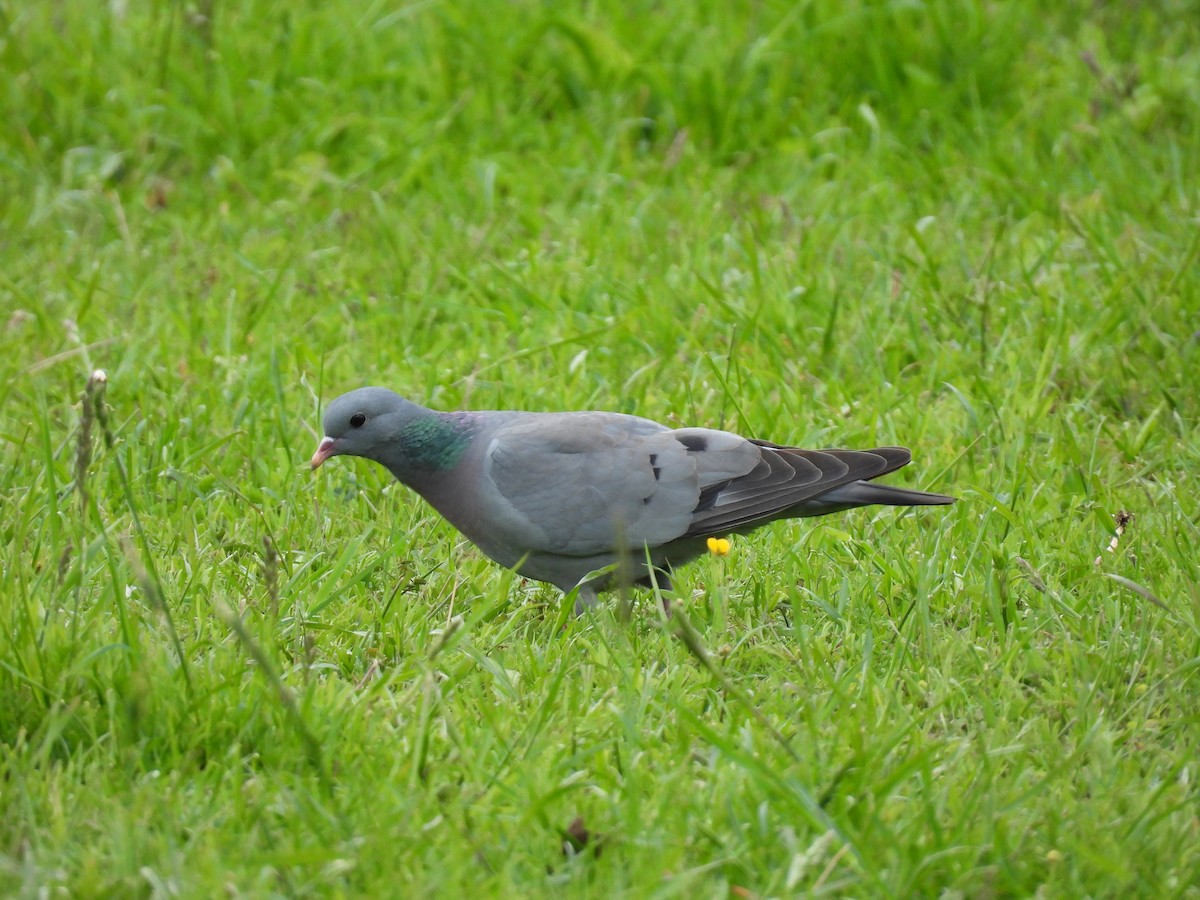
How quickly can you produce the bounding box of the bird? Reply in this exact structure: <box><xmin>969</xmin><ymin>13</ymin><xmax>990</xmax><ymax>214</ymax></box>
<box><xmin>311</xmin><ymin>387</ymin><xmax>954</xmax><ymax>614</ymax></box>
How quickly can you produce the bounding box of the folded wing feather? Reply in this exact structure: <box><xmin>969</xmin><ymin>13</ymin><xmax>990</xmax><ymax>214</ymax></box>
<box><xmin>483</xmin><ymin>413</ymin><xmax>915</xmax><ymax>558</ymax></box>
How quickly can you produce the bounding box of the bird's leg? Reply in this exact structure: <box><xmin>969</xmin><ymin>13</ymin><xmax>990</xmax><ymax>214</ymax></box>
<box><xmin>572</xmin><ymin>584</ymin><xmax>600</xmax><ymax>617</ymax></box>
<box><xmin>650</xmin><ymin>568</ymin><xmax>675</xmax><ymax>617</ymax></box>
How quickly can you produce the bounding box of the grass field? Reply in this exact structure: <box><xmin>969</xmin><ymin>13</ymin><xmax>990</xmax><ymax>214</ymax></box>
<box><xmin>3</xmin><ymin>0</ymin><xmax>1199</xmax><ymax>895</ymax></box>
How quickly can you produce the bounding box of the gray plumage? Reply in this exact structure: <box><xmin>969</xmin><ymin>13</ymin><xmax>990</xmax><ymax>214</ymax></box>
<box><xmin>311</xmin><ymin>387</ymin><xmax>954</xmax><ymax>613</ymax></box>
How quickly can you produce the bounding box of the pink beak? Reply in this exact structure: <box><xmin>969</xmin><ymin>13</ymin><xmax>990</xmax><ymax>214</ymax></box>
<box><xmin>310</xmin><ymin>437</ymin><xmax>337</xmax><ymax>469</ymax></box>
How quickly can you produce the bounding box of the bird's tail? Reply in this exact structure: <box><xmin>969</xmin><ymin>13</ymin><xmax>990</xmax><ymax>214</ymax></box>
<box><xmin>817</xmin><ymin>480</ymin><xmax>955</xmax><ymax>509</ymax></box>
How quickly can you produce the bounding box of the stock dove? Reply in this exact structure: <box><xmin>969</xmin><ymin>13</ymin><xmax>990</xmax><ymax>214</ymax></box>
<box><xmin>311</xmin><ymin>388</ymin><xmax>954</xmax><ymax>613</ymax></box>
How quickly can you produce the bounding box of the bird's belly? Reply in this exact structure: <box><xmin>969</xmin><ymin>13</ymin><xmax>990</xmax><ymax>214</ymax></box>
<box><xmin>415</xmin><ymin>478</ymin><xmax>708</xmax><ymax>593</ymax></box>
<box><xmin>516</xmin><ymin>538</ymin><xmax>711</xmax><ymax>593</ymax></box>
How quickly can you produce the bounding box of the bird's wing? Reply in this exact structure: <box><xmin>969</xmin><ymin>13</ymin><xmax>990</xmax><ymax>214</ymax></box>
<box><xmin>684</xmin><ymin>444</ymin><xmax>912</xmax><ymax>535</ymax></box>
<box><xmin>482</xmin><ymin>413</ymin><xmax>919</xmax><ymax>556</ymax></box>
<box><xmin>480</xmin><ymin>414</ymin><xmax>760</xmax><ymax>557</ymax></box>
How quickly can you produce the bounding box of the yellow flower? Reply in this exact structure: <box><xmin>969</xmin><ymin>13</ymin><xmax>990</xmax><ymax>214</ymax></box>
<box><xmin>706</xmin><ymin>537</ymin><xmax>731</xmax><ymax>556</ymax></box>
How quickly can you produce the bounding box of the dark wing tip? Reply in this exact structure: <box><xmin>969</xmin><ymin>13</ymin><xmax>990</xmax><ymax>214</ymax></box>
<box><xmin>868</xmin><ymin>446</ymin><xmax>913</xmax><ymax>471</ymax></box>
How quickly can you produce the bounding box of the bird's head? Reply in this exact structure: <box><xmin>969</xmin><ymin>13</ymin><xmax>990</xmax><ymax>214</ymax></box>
<box><xmin>310</xmin><ymin>387</ymin><xmax>426</xmax><ymax>469</ymax></box>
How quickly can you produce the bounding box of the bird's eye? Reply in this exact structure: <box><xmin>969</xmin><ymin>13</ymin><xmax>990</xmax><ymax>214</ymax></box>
<box><xmin>350</xmin><ymin>413</ymin><xmax>367</xmax><ymax>428</ymax></box>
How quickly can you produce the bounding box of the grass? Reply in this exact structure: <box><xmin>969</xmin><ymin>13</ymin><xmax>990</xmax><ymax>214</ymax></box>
<box><xmin>2</xmin><ymin>0</ymin><xmax>1198</xmax><ymax>895</ymax></box>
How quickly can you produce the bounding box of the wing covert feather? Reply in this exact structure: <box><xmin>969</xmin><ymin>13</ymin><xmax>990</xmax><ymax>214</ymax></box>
<box><xmin>483</xmin><ymin>415</ymin><xmax>727</xmax><ymax>555</ymax></box>
<box><xmin>480</xmin><ymin>413</ymin><xmax>913</xmax><ymax>556</ymax></box>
